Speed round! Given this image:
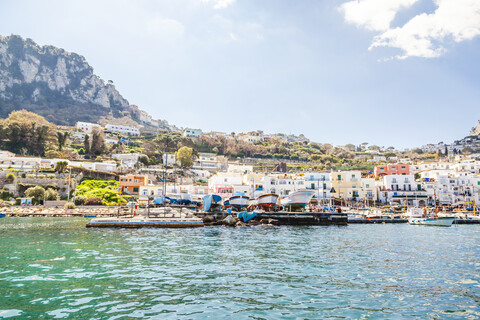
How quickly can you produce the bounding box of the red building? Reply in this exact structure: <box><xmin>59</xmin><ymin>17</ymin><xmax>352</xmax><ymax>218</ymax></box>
<box><xmin>374</xmin><ymin>164</ymin><xmax>410</xmax><ymax>177</ymax></box>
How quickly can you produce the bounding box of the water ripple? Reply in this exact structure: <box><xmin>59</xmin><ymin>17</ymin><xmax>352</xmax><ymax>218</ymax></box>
<box><xmin>0</xmin><ymin>218</ymin><xmax>479</xmax><ymax>319</ymax></box>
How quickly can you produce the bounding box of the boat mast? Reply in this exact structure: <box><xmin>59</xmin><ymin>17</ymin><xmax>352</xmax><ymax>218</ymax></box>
<box><xmin>163</xmin><ymin>137</ymin><xmax>169</xmax><ymax>200</ymax></box>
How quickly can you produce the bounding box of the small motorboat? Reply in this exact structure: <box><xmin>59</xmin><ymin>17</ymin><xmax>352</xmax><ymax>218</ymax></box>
<box><xmin>408</xmin><ymin>216</ymin><xmax>455</xmax><ymax>227</ymax></box>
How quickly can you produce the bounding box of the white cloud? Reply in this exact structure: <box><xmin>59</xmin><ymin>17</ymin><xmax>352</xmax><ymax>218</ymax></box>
<box><xmin>201</xmin><ymin>0</ymin><xmax>235</xmax><ymax>10</ymax></box>
<box><xmin>340</xmin><ymin>0</ymin><xmax>419</xmax><ymax>32</ymax></box>
<box><xmin>341</xmin><ymin>0</ymin><xmax>480</xmax><ymax>59</ymax></box>
<box><xmin>370</xmin><ymin>0</ymin><xmax>480</xmax><ymax>59</ymax></box>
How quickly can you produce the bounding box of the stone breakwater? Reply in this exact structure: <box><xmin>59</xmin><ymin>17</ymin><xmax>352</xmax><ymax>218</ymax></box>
<box><xmin>2</xmin><ymin>206</ymin><xmax>126</xmax><ymax>217</ymax></box>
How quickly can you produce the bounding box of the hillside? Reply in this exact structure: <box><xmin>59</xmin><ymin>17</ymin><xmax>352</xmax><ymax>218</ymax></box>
<box><xmin>0</xmin><ymin>34</ymin><xmax>176</xmax><ymax>131</ymax></box>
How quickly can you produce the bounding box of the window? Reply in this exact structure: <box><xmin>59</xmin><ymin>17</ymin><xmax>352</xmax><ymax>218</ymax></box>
<box><xmin>401</xmin><ymin>166</ymin><xmax>406</xmax><ymax>169</ymax></box>
<box><xmin>366</xmin><ymin>184</ymin><xmax>370</xmax><ymax>188</ymax></box>
<box><xmin>133</xmin><ymin>187</ymin><xmax>139</xmax><ymax>192</ymax></box>
<box><xmin>380</xmin><ymin>167</ymin><xmax>384</xmax><ymax>172</ymax></box>
<box><xmin>338</xmin><ymin>175</ymin><xmax>341</xmax><ymax>181</ymax></box>
<box><xmin>352</xmin><ymin>185</ymin><xmax>356</xmax><ymax>188</ymax></box>
<box><xmin>392</xmin><ymin>167</ymin><xmax>396</xmax><ymax>170</ymax></box>
<box><xmin>134</xmin><ymin>179</ymin><xmax>138</xmax><ymax>183</ymax></box>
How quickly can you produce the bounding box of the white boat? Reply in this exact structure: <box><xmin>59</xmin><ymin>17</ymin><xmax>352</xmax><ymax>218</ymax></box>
<box><xmin>408</xmin><ymin>216</ymin><xmax>455</xmax><ymax>227</ymax></box>
<box><xmin>281</xmin><ymin>190</ymin><xmax>316</xmax><ymax>210</ymax></box>
<box><xmin>229</xmin><ymin>195</ymin><xmax>250</xmax><ymax>210</ymax></box>
<box><xmin>257</xmin><ymin>193</ymin><xmax>279</xmax><ymax>205</ymax></box>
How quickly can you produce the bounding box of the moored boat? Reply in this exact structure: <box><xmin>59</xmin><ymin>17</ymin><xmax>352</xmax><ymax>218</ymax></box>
<box><xmin>229</xmin><ymin>195</ymin><xmax>250</xmax><ymax>210</ymax></box>
<box><xmin>281</xmin><ymin>190</ymin><xmax>315</xmax><ymax>211</ymax></box>
<box><xmin>256</xmin><ymin>193</ymin><xmax>279</xmax><ymax>211</ymax></box>
<box><xmin>408</xmin><ymin>217</ymin><xmax>455</xmax><ymax>227</ymax></box>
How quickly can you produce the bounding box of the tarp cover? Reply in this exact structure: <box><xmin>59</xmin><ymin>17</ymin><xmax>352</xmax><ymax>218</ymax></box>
<box><xmin>202</xmin><ymin>194</ymin><xmax>222</xmax><ymax>211</ymax></box>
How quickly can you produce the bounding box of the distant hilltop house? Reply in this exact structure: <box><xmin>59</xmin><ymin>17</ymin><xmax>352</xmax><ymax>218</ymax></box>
<box><xmin>183</xmin><ymin>128</ymin><xmax>203</xmax><ymax>138</ymax></box>
<box><xmin>105</xmin><ymin>124</ymin><xmax>140</xmax><ymax>136</ymax></box>
<box><xmin>76</xmin><ymin>121</ymin><xmax>102</xmax><ymax>134</ymax></box>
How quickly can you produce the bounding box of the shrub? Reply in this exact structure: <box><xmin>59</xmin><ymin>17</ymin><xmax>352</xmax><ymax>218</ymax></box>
<box><xmin>26</xmin><ymin>174</ymin><xmax>35</xmax><ymax>179</ymax></box>
<box><xmin>0</xmin><ymin>191</ymin><xmax>13</xmax><ymax>201</ymax></box>
<box><xmin>84</xmin><ymin>197</ymin><xmax>103</xmax><ymax>205</ymax></box>
<box><xmin>48</xmin><ymin>174</ymin><xmax>56</xmax><ymax>179</ymax></box>
<box><xmin>21</xmin><ymin>173</ymin><xmax>26</xmax><ymax>178</ymax></box>
<box><xmin>6</xmin><ymin>173</ymin><xmax>15</xmax><ymax>184</ymax></box>
<box><xmin>64</xmin><ymin>202</ymin><xmax>76</xmax><ymax>209</ymax></box>
<box><xmin>25</xmin><ymin>186</ymin><xmax>45</xmax><ymax>202</ymax></box>
<box><xmin>37</xmin><ymin>174</ymin><xmax>46</xmax><ymax>179</ymax></box>
<box><xmin>74</xmin><ymin>195</ymin><xmax>86</xmax><ymax>206</ymax></box>
<box><xmin>44</xmin><ymin>189</ymin><xmax>59</xmax><ymax>201</ymax></box>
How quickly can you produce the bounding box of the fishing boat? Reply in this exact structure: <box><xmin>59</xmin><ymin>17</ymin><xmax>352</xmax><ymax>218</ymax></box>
<box><xmin>256</xmin><ymin>193</ymin><xmax>279</xmax><ymax>211</ymax></box>
<box><xmin>281</xmin><ymin>190</ymin><xmax>315</xmax><ymax>211</ymax></box>
<box><xmin>407</xmin><ymin>191</ymin><xmax>454</xmax><ymax>226</ymax></box>
<box><xmin>0</xmin><ymin>213</ymin><xmax>6</xmax><ymax>218</ymax></box>
<box><xmin>408</xmin><ymin>216</ymin><xmax>455</xmax><ymax>227</ymax></box>
<box><xmin>229</xmin><ymin>194</ymin><xmax>250</xmax><ymax>210</ymax></box>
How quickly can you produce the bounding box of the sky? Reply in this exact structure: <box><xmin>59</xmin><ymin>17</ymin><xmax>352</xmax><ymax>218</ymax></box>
<box><xmin>1</xmin><ymin>0</ymin><xmax>479</xmax><ymax>149</ymax></box>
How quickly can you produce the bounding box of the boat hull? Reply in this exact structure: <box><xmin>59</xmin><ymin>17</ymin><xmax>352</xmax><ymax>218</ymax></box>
<box><xmin>281</xmin><ymin>191</ymin><xmax>315</xmax><ymax>205</ymax></box>
<box><xmin>256</xmin><ymin>194</ymin><xmax>279</xmax><ymax>211</ymax></box>
<box><xmin>229</xmin><ymin>196</ymin><xmax>250</xmax><ymax>210</ymax></box>
<box><xmin>408</xmin><ymin>217</ymin><xmax>454</xmax><ymax>227</ymax></box>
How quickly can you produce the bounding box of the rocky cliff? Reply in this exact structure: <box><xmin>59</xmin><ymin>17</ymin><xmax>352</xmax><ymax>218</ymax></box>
<box><xmin>470</xmin><ymin>120</ymin><xmax>480</xmax><ymax>136</ymax></box>
<box><xmin>0</xmin><ymin>34</ymin><xmax>133</xmax><ymax>125</ymax></box>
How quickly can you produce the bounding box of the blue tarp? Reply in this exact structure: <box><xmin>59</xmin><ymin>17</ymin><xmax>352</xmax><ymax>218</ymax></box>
<box><xmin>233</xmin><ymin>192</ymin><xmax>245</xmax><ymax>196</ymax></box>
<box><xmin>153</xmin><ymin>197</ymin><xmax>166</xmax><ymax>205</ymax></box>
<box><xmin>226</xmin><ymin>208</ymin><xmax>232</xmax><ymax>215</ymax></box>
<box><xmin>202</xmin><ymin>194</ymin><xmax>222</xmax><ymax>211</ymax></box>
<box><xmin>237</xmin><ymin>211</ymin><xmax>257</xmax><ymax>222</ymax></box>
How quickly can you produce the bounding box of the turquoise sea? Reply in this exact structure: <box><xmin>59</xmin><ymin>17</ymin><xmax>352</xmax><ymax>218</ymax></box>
<box><xmin>0</xmin><ymin>218</ymin><xmax>479</xmax><ymax>319</ymax></box>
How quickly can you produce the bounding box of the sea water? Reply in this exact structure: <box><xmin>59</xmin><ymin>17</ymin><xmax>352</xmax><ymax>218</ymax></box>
<box><xmin>0</xmin><ymin>218</ymin><xmax>479</xmax><ymax>319</ymax></box>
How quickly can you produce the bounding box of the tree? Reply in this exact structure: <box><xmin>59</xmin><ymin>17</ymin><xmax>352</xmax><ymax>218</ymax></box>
<box><xmin>57</xmin><ymin>131</ymin><xmax>69</xmax><ymax>151</ymax></box>
<box><xmin>44</xmin><ymin>188</ymin><xmax>59</xmax><ymax>200</ymax></box>
<box><xmin>84</xmin><ymin>134</ymin><xmax>90</xmax><ymax>155</ymax></box>
<box><xmin>90</xmin><ymin>130</ymin><xmax>105</xmax><ymax>155</ymax></box>
<box><xmin>55</xmin><ymin>161</ymin><xmax>68</xmax><ymax>173</ymax></box>
<box><xmin>45</xmin><ymin>150</ymin><xmax>61</xmax><ymax>159</ymax></box>
<box><xmin>175</xmin><ymin>146</ymin><xmax>194</xmax><ymax>169</ymax></box>
<box><xmin>344</xmin><ymin>144</ymin><xmax>356</xmax><ymax>152</ymax></box>
<box><xmin>0</xmin><ymin>110</ymin><xmax>56</xmax><ymax>155</ymax></box>
<box><xmin>25</xmin><ymin>186</ymin><xmax>45</xmax><ymax>202</ymax></box>
<box><xmin>139</xmin><ymin>154</ymin><xmax>150</xmax><ymax>166</ymax></box>
<box><xmin>6</xmin><ymin>173</ymin><xmax>15</xmax><ymax>184</ymax></box>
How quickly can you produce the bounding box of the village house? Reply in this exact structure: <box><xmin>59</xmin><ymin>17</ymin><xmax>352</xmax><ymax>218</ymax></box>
<box><xmin>119</xmin><ymin>174</ymin><xmax>150</xmax><ymax>194</ymax></box>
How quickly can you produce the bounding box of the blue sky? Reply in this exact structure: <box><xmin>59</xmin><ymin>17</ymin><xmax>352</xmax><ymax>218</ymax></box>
<box><xmin>1</xmin><ymin>0</ymin><xmax>479</xmax><ymax>149</ymax></box>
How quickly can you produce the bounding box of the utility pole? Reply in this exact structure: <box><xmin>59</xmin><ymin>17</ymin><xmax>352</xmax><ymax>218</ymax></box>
<box><xmin>67</xmin><ymin>166</ymin><xmax>71</xmax><ymax>202</ymax></box>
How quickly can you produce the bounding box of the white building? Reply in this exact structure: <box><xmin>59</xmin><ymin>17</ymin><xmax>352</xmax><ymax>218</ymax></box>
<box><xmin>378</xmin><ymin>175</ymin><xmax>426</xmax><ymax>205</ymax></box>
<box><xmin>76</xmin><ymin>122</ymin><xmax>101</xmax><ymax>134</ymax></box>
<box><xmin>112</xmin><ymin>153</ymin><xmax>140</xmax><ymax>170</ymax></box>
<box><xmin>71</xmin><ymin>161</ymin><xmax>117</xmax><ymax>172</ymax></box>
<box><xmin>227</xmin><ymin>164</ymin><xmax>253</xmax><ymax>174</ymax></box>
<box><xmin>106</xmin><ymin>124</ymin><xmax>140</xmax><ymax>136</ymax></box>
<box><xmin>183</xmin><ymin>128</ymin><xmax>203</xmax><ymax>138</ymax></box>
<box><xmin>162</xmin><ymin>154</ymin><xmax>178</xmax><ymax>166</ymax></box>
